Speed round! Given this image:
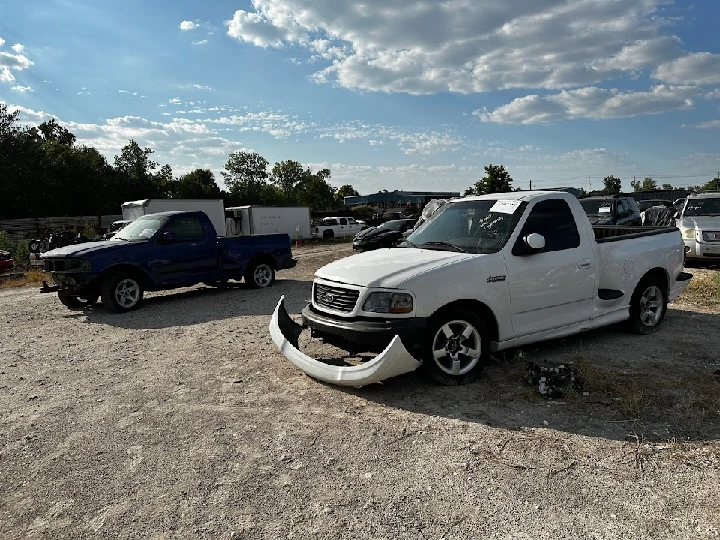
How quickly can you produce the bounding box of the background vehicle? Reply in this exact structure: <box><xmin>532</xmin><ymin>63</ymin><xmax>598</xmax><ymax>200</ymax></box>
<box><xmin>101</xmin><ymin>220</ymin><xmax>133</xmax><ymax>239</ymax></box>
<box><xmin>353</xmin><ymin>219</ymin><xmax>417</xmax><ymax>251</ymax></box>
<box><xmin>637</xmin><ymin>199</ymin><xmax>674</xmax><ymax>212</ymax></box>
<box><xmin>41</xmin><ymin>211</ymin><xmax>295</xmax><ymax>312</ymax></box>
<box><xmin>0</xmin><ymin>250</ymin><xmax>13</xmax><ymax>272</ymax></box>
<box><xmin>579</xmin><ymin>195</ymin><xmax>641</xmax><ymax>225</ymax></box>
<box><xmin>225</xmin><ymin>206</ymin><xmax>311</xmax><ymax>239</ymax></box>
<box><xmin>122</xmin><ymin>199</ymin><xmax>226</xmax><ymax>238</ymax></box>
<box><xmin>272</xmin><ymin>191</ymin><xmax>690</xmax><ymax>387</ymax></box>
<box><xmin>676</xmin><ymin>192</ymin><xmax>720</xmax><ymax>260</ymax></box>
<box><xmin>314</xmin><ymin>217</ymin><xmax>364</xmax><ymax>239</ymax></box>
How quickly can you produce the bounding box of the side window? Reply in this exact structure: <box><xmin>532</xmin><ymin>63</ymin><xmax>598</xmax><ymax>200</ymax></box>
<box><xmin>617</xmin><ymin>200</ymin><xmax>631</xmax><ymax>218</ymax></box>
<box><xmin>339</xmin><ymin>218</ymin><xmax>348</xmax><ymax>226</ymax></box>
<box><xmin>165</xmin><ymin>216</ymin><xmax>205</xmax><ymax>243</ymax></box>
<box><xmin>516</xmin><ymin>200</ymin><xmax>580</xmax><ymax>253</ymax></box>
<box><xmin>325</xmin><ymin>219</ymin><xmax>338</xmax><ymax>226</ymax></box>
<box><xmin>347</xmin><ymin>218</ymin><xmax>356</xmax><ymax>224</ymax></box>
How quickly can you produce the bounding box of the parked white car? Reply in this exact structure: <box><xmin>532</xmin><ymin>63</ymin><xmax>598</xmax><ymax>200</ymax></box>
<box><xmin>676</xmin><ymin>192</ymin><xmax>720</xmax><ymax>260</ymax></box>
<box><xmin>271</xmin><ymin>191</ymin><xmax>691</xmax><ymax>387</ymax></box>
<box><xmin>314</xmin><ymin>217</ymin><xmax>364</xmax><ymax>239</ymax></box>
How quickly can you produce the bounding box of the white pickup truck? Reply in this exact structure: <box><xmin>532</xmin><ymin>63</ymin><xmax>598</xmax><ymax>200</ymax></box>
<box><xmin>271</xmin><ymin>191</ymin><xmax>691</xmax><ymax>386</ymax></box>
<box><xmin>313</xmin><ymin>217</ymin><xmax>364</xmax><ymax>239</ymax></box>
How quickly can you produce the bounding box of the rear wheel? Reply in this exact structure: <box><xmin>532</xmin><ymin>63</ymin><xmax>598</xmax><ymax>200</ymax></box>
<box><xmin>244</xmin><ymin>261</ymin><xmax>275</xmax><ymax>289</ymax></box>
<box><xmin>626</xmin><ymin>278</ymin><xmax>667</xmax><ymax>335</ymax></box>
<box><xmin>101</xmin><ymin>273</ymin><xmax>143</xmax><ymax>313</ymax></box>
<box><xmin>323</xmin><ymin>229</ymin><xmax>334</xmax><ymax>240</ymax></box>
<box><xmin>421</xmin><ymin>309</ymin><xmax>490</xmax><ymax>385</ymax></box>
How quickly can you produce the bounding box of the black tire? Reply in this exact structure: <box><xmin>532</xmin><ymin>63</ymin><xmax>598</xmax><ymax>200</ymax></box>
<box><xmin>101</xmin><ymin>273</ymin><xmax>144</xmax><ymax>313</ymax></box>
<box><xmin>626</xmin><ymin>277</ymin><xmax>668</xmax><ymax>335</ymax></box>
<box><xmin>323</xmin><ymin>229</ymin><xmax>334</xmax><ymax>240</ymax></box>
<box><xmin>29</xmin><ymin>240</ymin><xmax>41</xmax><ymax>254</ymax></box>
<box><xmin>244</xmin><ymin>260</ymin><xmax>275</xmax><ymax>289</ymax></box>
<box><xmin>58</xmin><ymin>294</ymin><xmax>98</xmax><ymax>310</ymax></box>
<box><xmin>421</xmin><ymin>308</ymin><xmax>490</xmax><ymax>385</ymax></box>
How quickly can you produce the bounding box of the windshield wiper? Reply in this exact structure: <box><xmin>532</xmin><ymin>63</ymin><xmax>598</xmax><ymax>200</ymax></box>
<box><xmin>420</xmin><ymin>241</ymin><xmax>468</xmax><ymax>253</ymax></box>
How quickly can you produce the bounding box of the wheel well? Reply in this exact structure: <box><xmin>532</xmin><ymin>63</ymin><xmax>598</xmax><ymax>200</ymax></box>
<box><xmin>98</xmin><ymin>264</ymin><xmax>149</xmax><ymax>289</ymax></box>
<box><xmin>431</xmin><ymin>299</ymin><xmax>499</xmax><ymax>343</ymax></box>
<box><xmin>638</xmin><ymin>267</ymin><xmax>669</xmax><ymax>293</ymax></box>
<box><xmin>249</xmin><ymin>253</ymin><xmax>277</xmax><ymax>270</ymax></box>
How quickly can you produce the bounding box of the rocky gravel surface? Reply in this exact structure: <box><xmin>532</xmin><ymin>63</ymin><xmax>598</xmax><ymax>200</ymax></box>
<box><xmin>1</xmin><ymin>245</ymin><xmax>719</xmax><ymax>539</ymax></box>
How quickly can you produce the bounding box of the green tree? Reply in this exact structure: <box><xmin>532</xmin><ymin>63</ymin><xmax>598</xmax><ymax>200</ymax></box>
<box><xmin>702</xmin><ymin>177</ymin><xmax>720</xmax><ymax>191</ymax></box>
<box><xmin>602</xmin><ymin>175</ymin><xmax>622</xmax><ymax>195</ymax></box>
<box><xmin>175</xmin><ymin>169</ymin><xmax>222</xmax><ymax>199</ymax></box>
<box><xmin>222</xmin><ymin>151</ymin><xmax>269</xmax><ymax>205</ymax></box>
<box><xmin>271</xmin><ymin>160</ymin><xmax>304</xmax><ymax>204</ymax></box>
<box><xmin>661</xmin><ymin>183</ymin><xmax>674</xmax><ymax>190</ymax></box>
<box><xmin>470</xmin><ymin>164</ymin><xmax>513</xmax><ymax>195</ymax></box>
<box><xmin>296</xmin><ymin>168</ymin><xmax>336</xmax><ymax>211</ymax></box>
<box><xmin>335</xmin><ymin>184</ymin><xmax>360</xmax><ymax>205</ymax></box>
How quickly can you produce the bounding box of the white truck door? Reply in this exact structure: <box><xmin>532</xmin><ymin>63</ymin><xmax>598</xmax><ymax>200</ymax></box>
<box><xmin>506</xmin><ymin>198</ymin><xmax>596</xmax><ymax>338</ymax></box>
<box><xmin>339</xmin><ymin>218</ymin><xmax>348</xmax><ymax>236</ymax></box>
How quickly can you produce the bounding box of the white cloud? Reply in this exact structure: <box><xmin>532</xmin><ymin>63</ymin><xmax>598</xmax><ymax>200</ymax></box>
<box><xmin>191</xmin><ymin>84</ymin><xmax>212</xmax><ymax>90</ymax></box>
<box><xmin>475</xmin><ymin>85</ymin><xmax>699</xmax><ymax>124</ymax></box>
<box><xmin>0</xmin><ymin>37</ymin><xmax>5</xmax><ymax>47</ymax></box>
<box><xmin>654</xmin><ymin>53</ymin><xmax>720</xmax><ymax>86</ymax></box>
<box><xmin>704</xmin><ymin>89</ymin><xmax>720</xmax><ymax>100</ymax></box>
<box><xmin>223</xmin><ymin>0</ymin><xmax>720</xmax><ymax>96</ymax></box>
<box><xmin>192</xmin><ymin>40</ymin><xmax>209</xmax><ymax>46</ymax></box>
<box><xmin>696</xmin><ymin>120</ymin><xmax>720</xmax><ymax>129</ymax></box>
<box><xmin>179</xmin><ymin>21</ymin><xmax>198</xmax><ymax>31</ymax></box>
<box><xmin>169</xmin><ymin>97</ymin><xmax>182</xmax><ymax>104</ymax></box>
<box><xmin>0</xmin><ymin>40</ymin><xmax>33</xmax><ymax>85</ymax></box>
<box><xmin>11</xmin><ymin>85</ymin><xmax>33</xmax><ymax>93</ymax></box>
<box><xmin>11</xmin><ymin>44</ymin><xmax>24</xmax><ymax>53</ymax></box>
<box><xmin>0</xmin><ymin>68</ymin><xmax>14</xmax><ymax>82</ymax></box>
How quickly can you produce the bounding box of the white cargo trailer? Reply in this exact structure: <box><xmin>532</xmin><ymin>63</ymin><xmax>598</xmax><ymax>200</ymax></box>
<box><xmin>225</xmin><ymin>206</ymin><xmax>311</xmax><ymax>239</ymax></box>
<box><xmin>121</xmin><ymin>199</ymin><xmax>226</xmax><ymax>236</ymax></box>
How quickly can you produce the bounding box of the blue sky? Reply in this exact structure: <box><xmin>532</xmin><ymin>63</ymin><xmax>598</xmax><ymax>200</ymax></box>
<box><xmin>2</xmin><ymin>0</ymin><xmax>720</xmax><ymax>194</ymax></box>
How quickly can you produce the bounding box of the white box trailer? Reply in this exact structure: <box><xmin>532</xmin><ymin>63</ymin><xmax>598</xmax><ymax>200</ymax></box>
<box><xmin>121</xmin><ymin>199</ymin><xmax>226</xmax><ymax>236</ymax></box>
<box><xmin>225</xmin><ymin>206</ymin><xmax>311</xmax><ymax>239</ymax></box>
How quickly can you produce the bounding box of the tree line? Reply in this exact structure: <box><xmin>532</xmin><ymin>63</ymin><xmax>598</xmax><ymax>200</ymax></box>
<box><xmin>0</xmin><ymin>104</ymin><xmax>360</xmax><ymax>219</ymax></box>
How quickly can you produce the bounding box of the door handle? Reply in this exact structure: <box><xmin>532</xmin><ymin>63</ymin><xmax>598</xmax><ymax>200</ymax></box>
<box><xmin>578</xmin><ymin>259</ymin><xmax>592</xmax><ymax>269</ymax></box>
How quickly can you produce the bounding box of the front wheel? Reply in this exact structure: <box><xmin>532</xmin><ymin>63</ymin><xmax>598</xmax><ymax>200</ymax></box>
<box><xmin>626</xmin><ymin>279</ymin><xmax>667</xmax><ymax>335</ymax></box>
<box><xmin>421</xmin><ymin>309</ymin><xmax>490</xmax><ymax>385</ymax></box>
<box><xmin>101</xmin><ymin>273</ymin><xmax>144</xmax><ymax>313</ymax></box>
<box><xmin>244</xmin><ymin>261</ymin><xmax>275</xmax><ymax>289</ymax></box>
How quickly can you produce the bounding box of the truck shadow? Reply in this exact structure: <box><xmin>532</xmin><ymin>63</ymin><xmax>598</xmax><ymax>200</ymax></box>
<box><xmin>343</xmin><ymin>308</ymin><xmax>720</xmax><ymax>443</ymax></box>
<box><xmin>73</xmin><ymin>278</ymin><xmax>312</xmax><ymax>330</ymax></box>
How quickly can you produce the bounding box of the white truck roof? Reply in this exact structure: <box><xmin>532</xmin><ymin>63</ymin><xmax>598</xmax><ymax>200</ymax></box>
<box><xmin>458</xmin><ymin>190</ymin><xmax>573</xmax><ymax>203</ymax></box>
<box><xmin>687</xmin><ymin>192</ymin><xmax>720</xmax><ymax>199</ymax></box>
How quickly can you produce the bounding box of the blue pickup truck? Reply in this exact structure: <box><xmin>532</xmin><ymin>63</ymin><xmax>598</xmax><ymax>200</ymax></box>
<box><xmin>40</xmin><ymin>211</ymin><xmax>296</xmax><ymax>312</ymax></box>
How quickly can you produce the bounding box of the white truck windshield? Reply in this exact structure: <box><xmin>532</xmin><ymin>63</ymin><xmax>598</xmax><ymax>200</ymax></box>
<box><xmin>684</xmin><ymin>198</ymin><xmax>720</xmax><ymax>217</ymax></box>
<box><xmin>406</xmin><ymin>200</ymin><xmax>527</xmax><ymax>254</ymax></box>
<box><xmin>114</xmin><ymin>216</ymin><xmax>168</xmax><ymax>241</ymax></box>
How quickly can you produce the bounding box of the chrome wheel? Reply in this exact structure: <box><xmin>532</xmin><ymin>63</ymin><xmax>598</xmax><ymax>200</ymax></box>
<box><xmin>114</xmin><ymin>278</ymin><xmax>140</xmax><ymax>309</ymax></box>
<box><xmin>639</xmin><ymin>285</ymin><xmax>664</xmax><ymax>327</ymax></box>
<box><xmin>253</xmin><ymin>264</ymin><xmax>273</xmax><ymax>288</ymax></box>
<box><xmin>431</xmin><ymin>320</ymin><xmax>482</xmax><ymax>376</ymax></box>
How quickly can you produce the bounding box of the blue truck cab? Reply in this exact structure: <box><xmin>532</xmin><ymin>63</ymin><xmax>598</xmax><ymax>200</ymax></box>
<box><xmin>40</xmin><ymin>211</ymin><xmax>296</xmax><ymax>312</ymax></box>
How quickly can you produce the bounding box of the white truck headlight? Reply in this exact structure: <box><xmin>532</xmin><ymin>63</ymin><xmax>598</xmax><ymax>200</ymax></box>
<box><xmin>363</xmin><ymin>292</ymin><xmax>413</xmax><ymax>314</ymax></box>
<box><xmin>682</xmin><ymin>229</ymin><xmax>696</xmax><ymax>239</ymax></box>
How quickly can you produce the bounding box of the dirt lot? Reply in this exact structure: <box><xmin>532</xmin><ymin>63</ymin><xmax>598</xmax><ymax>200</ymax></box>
<box><xmin>1</xmin><ymin>245</ymin><xmax>719</xmax><ymax>539</ymax></box>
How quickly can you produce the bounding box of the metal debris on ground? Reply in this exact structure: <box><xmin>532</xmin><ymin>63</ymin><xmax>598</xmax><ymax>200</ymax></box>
<box><xmin>526</xmin><ymin>361</ymin><xmax>584</xmax><ymax>399</ymax></box>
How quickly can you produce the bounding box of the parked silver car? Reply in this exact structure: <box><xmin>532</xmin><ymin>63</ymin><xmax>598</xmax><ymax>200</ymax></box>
<box><xmin>677</xmin><ymin>192</ymin><xmax>720</xmax><ymax>260</ymax></box>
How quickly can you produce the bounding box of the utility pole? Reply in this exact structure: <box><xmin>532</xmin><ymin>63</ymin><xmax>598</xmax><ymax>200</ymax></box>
<box><xmin>529</xmin><ymin>180</ymin><xmax>532</xmax><ymax>190</ymax></box>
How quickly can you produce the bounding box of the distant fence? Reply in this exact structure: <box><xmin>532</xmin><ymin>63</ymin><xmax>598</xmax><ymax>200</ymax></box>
<box><xmin>0</xmin><ymin>215</ymin><xmax>123</xmax><ymax>241</ymax></box>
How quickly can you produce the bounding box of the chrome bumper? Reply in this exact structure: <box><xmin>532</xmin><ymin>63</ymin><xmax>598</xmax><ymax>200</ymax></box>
<box><xmin>269</xmin><ymin>296</ymin><xmax>421</xmax><ymax>387</ymax></box>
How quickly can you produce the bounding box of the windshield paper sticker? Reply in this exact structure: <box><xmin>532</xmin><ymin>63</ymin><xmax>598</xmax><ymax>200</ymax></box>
<box><xmin>490</xmin><ymin>200</ymin><xmax>522</xmax><ymax>214</ymax></box>
<box><xmin>598</xmin><ymin>206</ymin><xmax>611</xmax><ymax>213</ymax></box>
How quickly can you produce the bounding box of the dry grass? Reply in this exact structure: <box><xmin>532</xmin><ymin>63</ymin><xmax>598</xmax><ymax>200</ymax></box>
<box><xmin>573</xmin><ymin>356</ymin><xmax>720</xmax><ymax>423</ymax></box>
<box><xmin>0</xmin><ymin>269</ymin><xmax>49</xmax><ymax>289</ymax></box>
<box><xmin>679</xmin><ymin>268</ymin><xmax>720</xmax><ymax>308</ymax></box>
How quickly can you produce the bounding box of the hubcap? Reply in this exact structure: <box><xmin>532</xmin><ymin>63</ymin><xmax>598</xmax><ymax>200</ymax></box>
<box><xmin>254</xmin><ymin>264</ymin><xmax>273</xmax><ymax>287</ymax></box>
<box><xmin>115</xmin><ymin>278</ymin><xmax>140</xmax><ymax>308</ymax></box>
<box><xmin>639</xmin><ymin>285</ymin><xmax>664</xmax><ymax>327</ymax></box>
<box><xmin>431</xmin><ymin>320</ymin><xmax>482</xmax><ymax>376</ymax></box>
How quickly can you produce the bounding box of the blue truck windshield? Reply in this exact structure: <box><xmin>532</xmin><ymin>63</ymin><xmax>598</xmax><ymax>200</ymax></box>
<box><xmin>114</xmin><ymin>216</ymin><xmax>168</xmax><ymax>241</ymax></box>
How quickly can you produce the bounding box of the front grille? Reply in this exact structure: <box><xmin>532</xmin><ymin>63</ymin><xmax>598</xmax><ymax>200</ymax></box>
<box><xmin>702</xmin><ymin>231</ymin><xmax>720</xmax><ymax>243</ymax></box>
<box><xmin>314</xmin><ymin>283</ymin><xmax>359</xmax><ymax>312</ymax></box>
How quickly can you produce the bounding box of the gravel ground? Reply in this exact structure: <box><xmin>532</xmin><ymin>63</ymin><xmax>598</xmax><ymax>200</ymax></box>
<box><xmin>1</xmin><ymin>244</ymin><xmax>719</xmax><ymax>539</ymax></box>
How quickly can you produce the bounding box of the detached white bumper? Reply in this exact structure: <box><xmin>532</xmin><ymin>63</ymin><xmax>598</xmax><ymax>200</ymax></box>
<box><xmin>269</xmin><ymin>296</ymin><xmax>421</xmax><ymax>387</ymax></box>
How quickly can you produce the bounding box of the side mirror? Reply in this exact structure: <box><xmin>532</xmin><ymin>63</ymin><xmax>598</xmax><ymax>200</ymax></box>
<box><xmin>525</xmin><ymin>233</ymin><xmax>545</xmax><ymax>251</ymax></box>
<box><xmin>160</xmin><ymin>231</ymin><xmax>177</xmax><ymax>244</ymax></box>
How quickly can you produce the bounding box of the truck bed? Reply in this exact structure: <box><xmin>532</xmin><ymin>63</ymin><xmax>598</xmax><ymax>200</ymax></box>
<box><xmin>593</xmin><ymin>225</ymin><xmax>678</xmax><ymax>243</ymax></box>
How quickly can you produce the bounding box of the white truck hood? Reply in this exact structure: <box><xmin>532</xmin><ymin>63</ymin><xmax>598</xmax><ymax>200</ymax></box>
<box><xmin>316</xmin><ymin>248</ymin><xmax>473</xmax><ymax>288</ymax></box>
<box><xmin>679</xmin><ymin>216</ymin><xmax>720</xmax><ymax>230</ymax></box>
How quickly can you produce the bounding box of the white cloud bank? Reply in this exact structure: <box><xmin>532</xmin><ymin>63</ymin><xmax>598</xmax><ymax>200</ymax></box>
<box><xmin>0</xmin><ymin>38</ymin><xmax>33</xmax><ymax>84</ymax></box>
<box><xmin>179</xmin><ymin>21</ymin><xmax>198</xmax><ymax>31</ymax></box>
